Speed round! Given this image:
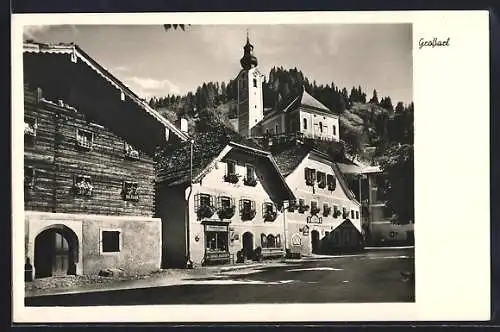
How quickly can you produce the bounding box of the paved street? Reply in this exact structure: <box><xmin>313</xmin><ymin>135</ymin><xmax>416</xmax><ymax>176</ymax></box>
<box><xmin>25</xmin><ymin>248</ymin><xmax>414</xmax><ymax>306</ymax></box>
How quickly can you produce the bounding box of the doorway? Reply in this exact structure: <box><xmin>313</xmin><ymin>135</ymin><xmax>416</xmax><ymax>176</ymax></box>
<box><xmin>311</xmin><ymin>230</ymin><xmax>320</xmax><ymax>254</ymax></box>
<box><xmin>242</xmin><ymin>232</ymin><xmax>254</xmax><ymax>259</ymax></box>
<box><xmin>34</xmin><ymin>226</ymin><xmax>78</xmax><ymax>278</ymax></box>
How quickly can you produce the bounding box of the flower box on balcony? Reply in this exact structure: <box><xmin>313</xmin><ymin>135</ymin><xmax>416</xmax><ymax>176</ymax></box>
<box><xmin>73</xmin><ymin>175</ymin><xmax>93</xmax><ymax>196</ymax></box>
<box><xmin>197</xmin><ymin>205</ymin><xmax>215</xmax><ymax>219</ymax></box>
<box><xmin>241</xmin><ymin>208</ymin><xmax>256</xmax><ymax>221</ymax></box>
<box><xmin>124</xmin><ymin>143</ymin><xmax>140</xmax><ymax>160</ymax></box>
<box><xmin>323</xmin><ymin>206</ymin><xmax>332</xmax><ymax>217</ymax></box>
<box><xmin>224</xmin><ymin>173</ymin><xmax>239</xmax><ymax>184</ymax></box>
<box><xmin>218</xmin><ymin>206</ymin><xmax>236</xmax><ymax>219</ymax></box>
<box><xmin>298</xmin><ymin>204</ymin><xmax>310</xmax><ymax>214</ymax></box>
<box><xmin>243</xmin><ymin>177</ymin><xmax>257</xmax><ymax>187</ymax></box>
<box><xmin>122</xmin><ymin>181</ymin><xmax>139</xmax><ymax>201</ymax></box>
<box><xmin>263</xmin><ymin>211</ymin><xmax>278</xmax><ymax>222</ymax></box>
<box><xmin>24</xmin><ymin>120</ymin><xmax>37</xmax><ymax>137</ymax></box>
<box><xmin>310</xmin><ymin>207</ymin><xmax>321</xmax><ymax>215</ymax></box>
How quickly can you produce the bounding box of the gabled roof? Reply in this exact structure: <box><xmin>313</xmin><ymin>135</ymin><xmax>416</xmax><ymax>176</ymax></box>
<box><xmin>260</xmin><ymin>87</ymin><xmax>336</xmax><ymax>124</ymax></box>
<box><xmin>23</xmin><ymin>41</ymin><xmax>189</xmax><ymax>143</ymax></box>
<box><xmin>271</xmin><ymin>144</ymin><xmax>359</xmax><ymax>203</ymax></box>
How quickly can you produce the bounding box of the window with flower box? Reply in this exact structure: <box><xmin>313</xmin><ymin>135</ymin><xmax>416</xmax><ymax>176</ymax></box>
<box><xmin>76</xmin><ymin>129</ymin><xmax>94</xmax><ymax>150</ymax></box>
<box><xmin>333</xmin><ymin>205</ymin><xmax>341</xmax><ymax>218</ymax></box>
<box><xmin>304</xmin><ymin>167</ymin><xmax>316</xmax><ymax>186</ymax></box>
<box><xmin>310</xmin><ymin>201</ymin><xmax>320</xmax><ymax>215</ymax></box>
<box><xmin>122</xmin><ymin>181</ymin><xmax>139</xmax><ymax>201</ymax></box>
<box><xmin>217</xmin><ymin>196</ymin><xmax>235</xmax><ymax>219</ymax></box>
<box><xmin>239</xmin><ymin>198</ymin><xmax>256</xmax><ymax>220</ymax></box>
<box><xmin>243</xmin><ymin>164</ymin><xmax>257</xmax><ymax>186</ymax></box>
<box><xmin>317</xmin><ymin>172</ymin><xmax>326</xmax><ymax>189</ymax></box>
<box><xmin>24</xmin><ymin>167</ymin><xmax>35</xmax><ymax>190</ymax></box>
<box><xmin>298</xmin><ymin>198</ymin><xmax>309</xmax><ymax>213</ymax></box>
<box><xmin>262</xmin><ymin>202</ymin><xmax>277</xmax><ymax>222</ymax></box>
<box><xmin>224</xmin><ymin>160</ymin><xmax>239</xmax><ymax>183</ymax></box>
<box><xmin>287</xmin><ymin>199</ymin><xmax>298</xmax><ymax>213</ymax></box>
<box><xmin>327</xmin><ymin>174</ymin><xmax>336</xmax><ymax>191</ymax></box>
<box><xmin>323</xmin><ymin>203</ymin><xmax>331</xmax><ymax>217</ymax></box>
<box><xmin>195</xmin><ymin>193</ymin><xmax>216</xmax><ymax>220</ymax></box>
<box><xmin>24</xmin><ymin>117</ymin><xmax>37</xmax><ymax>142</ymax></box>
<box><xmin>342</xmin><ymin>207</ymin><xmax>349</xmax><ymax>219</ymax></box>
<box><xmin>124</xmin><ymin>142</ymin><xmax>140</xmax><ymax>160</ymax></box>
<box><xmin>73</xmin><ymin>175</ymin><xmax>93</xmax><ymax>196</ymax></box>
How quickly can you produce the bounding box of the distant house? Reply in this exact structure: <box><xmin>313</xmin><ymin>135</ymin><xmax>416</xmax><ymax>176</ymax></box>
<box><xmin>155</xmin><ymin>125</ymin><xmax>295</xmax><ymax>267</ymax></box>
<box><xmin>337</xmin><ymin>161</ymin><xmax>414</xmax><ymax>245</ymax></box>
<box><xmin>23</xmin><ymin>41</ymin><xmax>188</xmax><ymax>279</ymax></box>
<box><xmin>272</xmin><ymin>144</ymin><xmax>362</xmax><ymax>256</ymax></box>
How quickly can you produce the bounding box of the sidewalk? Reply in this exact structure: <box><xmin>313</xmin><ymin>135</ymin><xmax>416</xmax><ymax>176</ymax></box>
<box><xmin>24</xmin><ymin>260</ymin><xmax>276</xmax><ymax>298</ymax></box>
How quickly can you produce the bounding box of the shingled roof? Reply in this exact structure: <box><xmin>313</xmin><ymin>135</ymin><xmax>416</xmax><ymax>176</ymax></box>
<box><xmin>156</xmin><ymin>123</ymin><xmax>266</xmax><ymax>186</ymax></box>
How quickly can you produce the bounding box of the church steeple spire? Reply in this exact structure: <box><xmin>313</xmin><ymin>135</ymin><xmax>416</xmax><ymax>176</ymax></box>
<box><xmin>240</xmin><ymin>30</ymin><xmax>258</xmax><ymax>70</ymax></box>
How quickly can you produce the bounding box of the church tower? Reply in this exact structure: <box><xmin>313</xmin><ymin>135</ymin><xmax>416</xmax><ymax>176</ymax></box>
<box><xmin>236</xmin><ymin>33</ymin><xmax>264</xmax><ymax>137</ymax></box>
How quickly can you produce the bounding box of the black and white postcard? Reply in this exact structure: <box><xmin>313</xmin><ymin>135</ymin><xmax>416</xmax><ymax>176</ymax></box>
<box><xmin>11</xmin><ymin>11</ymin><xmax>490</xmax><ymax>323</ymax></box>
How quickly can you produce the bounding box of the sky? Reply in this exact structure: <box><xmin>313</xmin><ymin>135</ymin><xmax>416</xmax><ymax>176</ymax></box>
<box><xmin>23</xmin><ymin>24</ymin><xmax>413</xmax><ymax>104</ymax></box>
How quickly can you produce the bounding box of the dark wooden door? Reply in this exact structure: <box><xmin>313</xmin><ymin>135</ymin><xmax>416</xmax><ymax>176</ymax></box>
<box><xmin>52</xmin><ymin>232</ymin><xmax>70</xmax><ymax>276</ymax></box>
<box><xmin>242</xmin><ymin>232</ymin><xmax>254</xmax><ymax>259</ymax></box>
<box><xmin>311</xmin><ymin>230</ymin><xmax>320</xmax><ymax>254</ymax></box>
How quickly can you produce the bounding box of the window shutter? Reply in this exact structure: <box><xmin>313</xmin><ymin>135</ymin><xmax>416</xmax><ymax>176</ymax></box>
<box><xmin>251</xmin><ymin>200</ymin><xmax>256</xmax><ymax>211</ymax></box>
<box><xmin>262</xmin><ymin>202</ymin><xmax>266</xmax><ymax>217</ymax></box>
<box><xmin>194</xmin><ymin>193</ymin><xmax>200</xmax><ymax>211</ymax></box>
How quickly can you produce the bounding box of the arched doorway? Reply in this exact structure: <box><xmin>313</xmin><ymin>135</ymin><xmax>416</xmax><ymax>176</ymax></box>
<box><xmin>34</xmin><ymin>225</ymin><xmax>78</xmax><ymax>278</ymax></box>
<box><xmin>242</xmin><ymin>232</ymin><xmax>254</xmax><ymax>259</ymax></box>
<box><xmin>311</xmin><ymin>230</ymin><xmax>320</xmax><ymax>254</ymax></box>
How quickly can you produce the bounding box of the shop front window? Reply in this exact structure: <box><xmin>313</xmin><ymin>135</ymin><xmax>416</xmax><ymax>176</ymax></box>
<box><xmin>206</xmin><ymin>231</ymin><xmax>228</xmax><ymax>252</ymax></box>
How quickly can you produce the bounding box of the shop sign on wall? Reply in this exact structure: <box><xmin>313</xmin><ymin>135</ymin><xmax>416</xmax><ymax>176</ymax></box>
<box><xmin>291</xmin><ymin>233</ymin><xmax>302</xmax><ymax>246</ymax></box>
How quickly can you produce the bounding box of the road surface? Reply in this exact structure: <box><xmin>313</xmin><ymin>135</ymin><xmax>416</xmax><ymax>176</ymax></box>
<box><xmin>25</xmin><ymin>248</ymin><xmax>414</xmax><ymax>306</ymax></box>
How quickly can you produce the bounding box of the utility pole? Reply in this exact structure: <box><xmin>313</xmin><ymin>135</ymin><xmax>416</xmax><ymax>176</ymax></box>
<box><xmin>282</xmin><ymin>200</ymin><xmax>289</xmax><ymax>260</ymax></box>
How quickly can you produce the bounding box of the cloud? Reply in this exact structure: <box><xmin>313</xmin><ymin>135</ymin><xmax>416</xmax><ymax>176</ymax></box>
<box><xmin>23</xmin><ymin>25</ymin><xmax>50</xmax><ymax>40</ymax></box>
<box><xmin>125</xmin><ymin>76</ymin><xmax>181</xmax><ymax>98</ymax></box>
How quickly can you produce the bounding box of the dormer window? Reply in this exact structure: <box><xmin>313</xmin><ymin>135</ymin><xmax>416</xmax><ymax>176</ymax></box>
<box><xmin>317</xmin><ymin>172</ymin><xmax>326</xmax><ymax>189</ymax></box>
<box><xmin>244</xmin><ymin>164</ymin><xmax>257</xmax><ymax>186</ymax></box>
<box><xmin>24</xmin><ymin>117</ymin><xmax>37</xmax><ymax>137</ymax></box>
<box><xmin>305</xmin><ymin>168</ymin><xmax>316</xmax><ymax>186</ymax></box>
<box><xmin>224</xmin><ymin>160</ymin><xmax>239</xmax><ymax>183</ymax></box>
<box><xmin>124</xmin><ymin>142</ymin><xmax>139</xmax><ymax>160</ymax></box>
<box><xmin>122</xmin><ymin>181</ymin><xmax>139</xmax><ymax>201</ymax></box>
<box><xmin>76</xmin><ymin>129</ymin><xmax>94</xmax><ymax>150</ymax></box>
<box><xmin>73</xmin><ymin>175</ymin><xmax>93</xmax><ymax>196</ymax></box>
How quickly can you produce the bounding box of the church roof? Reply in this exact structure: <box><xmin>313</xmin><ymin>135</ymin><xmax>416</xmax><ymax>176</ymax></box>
<box><xmin>299</xmin><ymin>90</ymin><xmax>330</xmax><ymax>112</ymax></box>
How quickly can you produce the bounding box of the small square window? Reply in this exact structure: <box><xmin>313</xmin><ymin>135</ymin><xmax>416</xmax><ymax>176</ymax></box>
<box><xmin>122</xmin><ymin>181</ymin><xmax>139</xmax><ymax>201</ymax></box>
<box><xmin>74</xmin><ymin>175</ymin><xmax>93</xmax><ymax>196</ymax></box>
<box><xmin>76</xmin><ymin>129</ymin><xmax>94</xmax><ymax>150</ymax></box>
<box><xmin>101</xmin><ymin>230</ymin><xmax>121</xmax><ymax>253</ymax></box>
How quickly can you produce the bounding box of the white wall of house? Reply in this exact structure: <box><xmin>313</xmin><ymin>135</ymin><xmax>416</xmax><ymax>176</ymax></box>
<box><xmin>299</xmin><ymin>109</ymin><xmax>339</xmax><ymax>141</ymax></box>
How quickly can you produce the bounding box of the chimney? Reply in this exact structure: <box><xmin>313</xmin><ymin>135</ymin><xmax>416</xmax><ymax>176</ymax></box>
<box><xmin>176</xmin><ymin>117</ymin><xmax>189</xmax><ymax>134</ymax></box>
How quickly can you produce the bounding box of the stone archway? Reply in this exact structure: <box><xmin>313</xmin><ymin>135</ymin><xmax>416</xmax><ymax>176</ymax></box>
<box><xmin>34</xmin><ymin>225</ymin><xmax>79</xmax><ymax>278</ymax></box>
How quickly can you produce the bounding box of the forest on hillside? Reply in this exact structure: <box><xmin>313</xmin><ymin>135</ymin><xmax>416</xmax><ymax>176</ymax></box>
<box><xmin>148</xmin><ymin>66</ymin><xmax>413</xmax><ymax>161</ymax></box>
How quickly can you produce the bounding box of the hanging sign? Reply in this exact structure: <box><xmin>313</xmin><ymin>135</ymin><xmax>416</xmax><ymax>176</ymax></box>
<box><xmin>291</xmin><ymin>233</ymin><xmax>302</xmax><ymax>246</ymax></box>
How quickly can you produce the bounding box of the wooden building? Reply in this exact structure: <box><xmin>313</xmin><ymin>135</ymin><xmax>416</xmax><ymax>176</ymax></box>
<box><xmin>23</xmin><ymin>41</ymin><xmax>188</xmax><ymax>278</ymax></box>
<box><xmin>156</xmin><ymin>124</ymin><xmax>295</xmax><ymax>268</ymax></box>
